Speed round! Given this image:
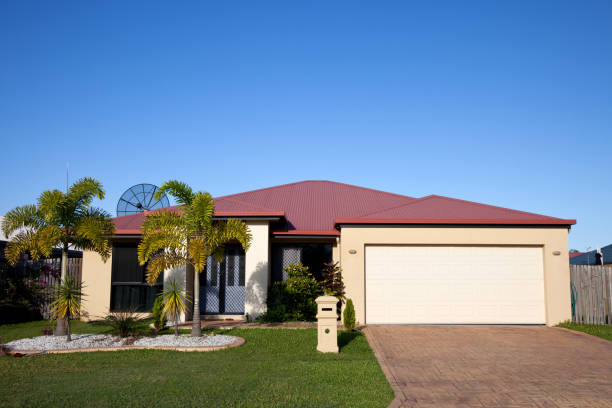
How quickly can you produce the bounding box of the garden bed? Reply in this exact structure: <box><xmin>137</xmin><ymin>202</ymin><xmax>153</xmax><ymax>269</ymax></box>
<box><xmin>3</xmin><ymin>333</ymin><xmax>244</xmax><ymax>354</ymax></box>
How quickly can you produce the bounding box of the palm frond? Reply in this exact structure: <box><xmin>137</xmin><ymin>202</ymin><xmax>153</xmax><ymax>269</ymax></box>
<box><xmin>141</xmin><ymin>209</ymin><xmax>185</xmax><ymax>235</ymax></box>
<box><xmin>67</xmin><ymin>177</ymin><xmax>105</xmax><ymax>211</ymax></box>
<box><xmin>73</xmin><ymin>215</ymin><xmax>115</xmax><ymax>260</ymax></box>
<box><xmin>37</xmin><ymin>225</ymin><xmax>64</xmax><ymax>252</ymax></box>
<box><xmin>215</xmin><ymin>219</ymin><xmax>252</xmax><ymax>252</ymax></box>
<box><xmin>145</xmin><ymin>251</ymin><xmax>188</xmax><ymax>284</ymax></box>
<box><xmin>37</xmin><ymin>190</ymin><xmax>65</xmax><ymax>224</ymax></box>
<box><xmin>2</xmin><ymin>205</ymin><xmax>43</xmax><ymax>237</ymax></box>
<box><xmin>4</xmin><ymin>228</ymin><xmax>59</xmax><ymax>264</ymax></box>
<box><xmin>184</xmin><ymin>192</ymin><xmax>215</xmax><ymax>232</ymax></box>
<box><xmin>211</xmin><ymin>245</ymin><xmax>225</xmax><ymax>263</ymax></box>
<box><xmin>187</xmin><ymin>237</ymin><xmax>210</xmax><ymax>273</ymax></box>
<box><xmin>155</xmin><ymin>180</ymin><xmax>194</xmax><ymax>205</ymax></box>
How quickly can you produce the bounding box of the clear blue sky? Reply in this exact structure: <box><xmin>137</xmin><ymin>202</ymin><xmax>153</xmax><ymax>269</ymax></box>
<box><xmin>1</xmin><ymin>1</ymin><xmax>610</xmax><ymax>251</ymax></box>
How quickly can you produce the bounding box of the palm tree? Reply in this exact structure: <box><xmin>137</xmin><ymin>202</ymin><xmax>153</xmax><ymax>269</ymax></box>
<box><xmin>160</xmin><ymin>279</ymin><xmax>190</xmax><ymax>336</ymax></box>
<box><xmin>2</xmin><ymin>177</ymin><xmax>115</xmax><ymax>335</ymax></box>
<box><xmin>138</xmin><ymin>180</ymin><xmax>251</xmax><ymax>337</ymax></box>
<box><xmin>50</xmin><ymin>276</ymin><xmax>84</xmax><ymax>342</ymax></box>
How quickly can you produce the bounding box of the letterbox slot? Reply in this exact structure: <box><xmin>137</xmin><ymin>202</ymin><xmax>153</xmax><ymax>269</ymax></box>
<box><xmin>322</xmin><ymin>307</ymin><xmax>333</xmax><ymax>311</ymax></box>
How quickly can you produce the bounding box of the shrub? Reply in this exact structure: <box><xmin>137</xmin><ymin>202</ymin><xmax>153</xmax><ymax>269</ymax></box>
<box><xmin>151</xmin><ymin>296</ymin><xmax>167</xmax><ymax>334</ymax></box>
<box><xmin>343</xmin><ymin>298</ymin><xmax>356</xmax><ymax>330</ymax></box>
<box><xmin>285</xmin><ymin>263</ymin><xmax>322</xmax><ymax>321</ymax></box>
<box><xmin>104</xmin><ymin>310</ymin><xmax>144</xmax><ymax>338</ymax></box>
<box><xmin>258</xmin><ymin>264</ymin><xmax>323</xmax><ymax>322</ymax></box>
<box><xmin>0</xmin><ymin>262</ymin><xmax>49</xmax><ymax>324</ymax></box>
<box><xmin>320</xmin><ymin>262</ymin><xmax>345</xmax><ymax>302</ymax></box>
<box><xmin>256</xmin><ymin>304</ymin><xmax>289</xmax><ymax>323</ymax></box>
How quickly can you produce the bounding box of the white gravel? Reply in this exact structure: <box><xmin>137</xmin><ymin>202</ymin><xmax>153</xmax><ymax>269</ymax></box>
<box><xmin>4</xmin><ymin>334</ymin><xmax>238</xmax><ymax>351</ymax></box>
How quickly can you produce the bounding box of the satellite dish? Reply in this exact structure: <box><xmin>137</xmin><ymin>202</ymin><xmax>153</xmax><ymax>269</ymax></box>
<box><xmin>116</xmin><ymin>184</ymin><xmax>170</xmax><ymax>217</ymax></box>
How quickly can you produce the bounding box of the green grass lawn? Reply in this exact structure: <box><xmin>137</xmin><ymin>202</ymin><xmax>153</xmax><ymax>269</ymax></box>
<box><xmin>557</xmin><ymin>321</ymin><xmax>612</xmax><ymax>341</ymax></box>
<box><xmin>0</xmin><ymin>321</ymin><xmax>393</xmax><ymax>408</ymax></box>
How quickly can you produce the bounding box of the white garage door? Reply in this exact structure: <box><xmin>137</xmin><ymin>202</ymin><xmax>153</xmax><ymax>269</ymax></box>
<box><xmin>365</xmin><ymin>246</ymin><xmax>545</xmax><ymax>324</ymax></box>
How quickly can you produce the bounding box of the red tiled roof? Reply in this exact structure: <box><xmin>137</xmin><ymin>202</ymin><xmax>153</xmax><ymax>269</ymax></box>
<box><xmin>217</xmin><ymin>181</ymin><xmax>415</xmax><ymax>232</ymax></box>
<box><xmin>112</xmin><ymin>181</ymin><xmax>575</xmax><ymax>235</ymax></box>
<box><xmin>335</xmin><ymin>195</ymin><xmax>576</xmax><ymax>226</ymax></box>
<box><xmin>569</xmin><ymin>252</ymin><xmax>584</xmax><ymax>258</ymax></box>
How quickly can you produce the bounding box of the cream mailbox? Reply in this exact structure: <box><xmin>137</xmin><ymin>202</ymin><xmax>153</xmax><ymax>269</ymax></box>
<box><xmin>316</xmin><ymin>296</ymin><xmax>339</xmax><ymax>353</ymax></box>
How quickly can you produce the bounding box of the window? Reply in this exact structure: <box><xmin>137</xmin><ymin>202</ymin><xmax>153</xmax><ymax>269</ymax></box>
<box><xmin>110</xmin><ymin>243</ymin><xmax>162</xmax><ymax>312</ymax></box>
<box><xmin>271</xmin><ymin>243</ymin><xmax>332</xmax><ymax>282</ymax></box>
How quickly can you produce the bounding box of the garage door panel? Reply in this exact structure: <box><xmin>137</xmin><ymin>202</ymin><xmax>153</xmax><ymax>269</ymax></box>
<box><xmin>365</xmin><ymin>246</ymin><xmax>545</xmax><ymax>324</ymax></box>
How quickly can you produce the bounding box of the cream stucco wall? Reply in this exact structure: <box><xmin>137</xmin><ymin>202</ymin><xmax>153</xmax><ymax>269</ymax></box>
<box><xmin>339</xmin><ymin>226</ymin><xmax>572</xmax><ymax>326</ymax></box>
<box><xmin>80</xmin><ymin>250</ymin><xmax>112</xmax><ymax>321</ymax></box>
<box><xmin>244</xmin><ymin>221</ymin><xmax>270</xmax><ymax>318</ymax></box>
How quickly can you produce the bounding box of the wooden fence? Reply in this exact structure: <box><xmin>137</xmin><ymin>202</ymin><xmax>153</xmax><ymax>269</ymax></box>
<box><xmin>570</xmin><ymin>265</ymin><xmax>612</xmax><ymax>325</ymax></box>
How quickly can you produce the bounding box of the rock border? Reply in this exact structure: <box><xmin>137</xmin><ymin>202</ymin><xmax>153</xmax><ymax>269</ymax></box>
<box><xmin>4</xmin><ymin>336</ymin><xmax>245</xmax><ymax>356</ymax></box>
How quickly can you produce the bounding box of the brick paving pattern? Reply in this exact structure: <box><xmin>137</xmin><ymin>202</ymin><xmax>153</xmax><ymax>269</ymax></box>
<box><xmin>365</xmin><ymin>325</ymin><xmax>612</xmax><ymax>408</ymax></box>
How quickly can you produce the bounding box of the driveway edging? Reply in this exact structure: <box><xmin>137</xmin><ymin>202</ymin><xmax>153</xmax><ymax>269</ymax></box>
<box><xmin>363</xmin><ymin>326</ymin><xmax>411</xmax><ymax>408</ymax></box>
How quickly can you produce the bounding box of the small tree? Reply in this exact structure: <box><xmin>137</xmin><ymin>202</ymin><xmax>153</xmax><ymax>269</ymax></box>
<box><xmin>160</xmin><ymin>279</ymin><xmax>189</xmax><ymax>336</ymax></box>
<box><xmin>343</xmin><ymin>298</ymin><xmax>356</xmax><ymax>330</ymax></box>
<box><xmin>50</xmin><ymin>276</ymin><xmax>84</xmax><ymax>341</ymax></box>
<box><xmin>321</xmin><ymin>262</ymin><xmax>345</xmax><ymax>302</ymax></box>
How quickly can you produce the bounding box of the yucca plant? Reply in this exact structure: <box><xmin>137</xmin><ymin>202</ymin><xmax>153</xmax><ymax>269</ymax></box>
<box><xmin>104</xmin><ymin>310</ymin><xmax>144</xmax><ymax>338</ymax></box>
<box><xmin>2</xmin><ymin>177</ymin><xmax>115</xmax><ymax>335</ymax></box>
<box><xmin>50</xmin><ymin>276</ymin><xmax>84</xmax><ymax>342</ymax></box>
<box><xmin>138</xmin><ymin>180</ymin><xmax>251</xmax><ymax>337</ymax></box>
<box><xmin>160</xmin><ymin>279</ymin><xmax>189</xmax><ymax>336</ymax></box>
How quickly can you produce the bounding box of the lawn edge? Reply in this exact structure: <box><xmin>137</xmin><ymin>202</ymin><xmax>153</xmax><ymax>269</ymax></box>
<box><xmin>553</xmin><ymin>326</ymin><xmax>612</xmax><ymax>344</ymax></box>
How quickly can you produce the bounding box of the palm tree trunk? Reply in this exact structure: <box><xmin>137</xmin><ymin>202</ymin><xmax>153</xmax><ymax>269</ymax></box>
<box><xmin>55</xmin><ymin>244</ymin><xmax>69</xmax><ymax>336</ymax></box>
<box><xmin>192</xmin><ymin>268</ymin><xmax>201</xmax><ymax>337</ymax></box>
<box><xmin>66</xmin><ymin>316</ymin><xmax>71</xmax><ymax>342</ymax></box>
<box><xmin>174</xmin><ymin>311</ymin><xmax>179</xmax><ymax>337</ymax></box>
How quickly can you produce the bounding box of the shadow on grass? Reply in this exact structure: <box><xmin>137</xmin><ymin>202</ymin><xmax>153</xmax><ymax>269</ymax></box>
<box><xmin>338</xmin><ymin>330</ymin><xmax>360</xmax><ymax>351</ymax></box>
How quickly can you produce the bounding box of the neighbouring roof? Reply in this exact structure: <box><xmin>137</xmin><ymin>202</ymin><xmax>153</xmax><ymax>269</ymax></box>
<box><xmin>570</xmin><ymin>244</ymin><xmax>612</xmax><ymax>265</ymax></box>
<box><xmin>112</xmin><ymin>180</ymin><xmax>575</xmax><ymax>235</ymax></box>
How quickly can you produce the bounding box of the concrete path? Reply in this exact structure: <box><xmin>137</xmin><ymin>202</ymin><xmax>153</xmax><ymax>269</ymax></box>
<box><xmin>364</xmin><ymin>325</ymin><xmax>612</xmax><ymax>408</ymax></box>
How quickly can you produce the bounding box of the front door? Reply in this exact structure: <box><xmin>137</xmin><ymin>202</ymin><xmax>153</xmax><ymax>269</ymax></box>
<box><xmin>200</xmin><ymin>245</ymin><xmax>245</xmax><ymax>315</ymax></box>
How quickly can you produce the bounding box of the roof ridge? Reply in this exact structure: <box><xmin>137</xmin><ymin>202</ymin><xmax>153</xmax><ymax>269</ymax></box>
<box><xmin>217</xmin><ymin>180</ymin><xmax>415</xmax><ymax>200</ymax></box>
<box><xmin>359</xmin><ymin>193</ymin><xmax>567</xmax><ymax>220</ymax></box>
<box><xmin>356</xmin><ymin>195</ymin><xmax>438</xmax><ymax>218</ymax></box>
<box><xmin>354</xmin><ymin>196</ymin><xmax>420</xmax><ymax>218</ymax></box>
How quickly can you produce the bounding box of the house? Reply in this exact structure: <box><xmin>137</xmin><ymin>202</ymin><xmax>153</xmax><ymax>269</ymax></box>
<box><xmin>81</xmin><ymin>181</ymin><xmax>576</xmax><ymax>326</ymax></box>
<box><xmin>570</xmin><ymin>244</ymin><xmax>612</xmax><ymax>265</ymax></box>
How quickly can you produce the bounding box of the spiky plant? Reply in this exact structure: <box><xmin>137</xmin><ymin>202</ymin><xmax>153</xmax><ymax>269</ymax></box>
<box><xmin>138</xmin><ymin>180</ymin><xmax>251</xmax><ymax>337</ymax></box>
<box><xmin>160</xmin><ymin>279</ymin><xmax>189</xmax><ymax>336</ymax></box>
<box><xmin>1</xmin><ymin>177</ymin><xmax>115</xmax><ymax>335</ymax></box>
<box><xmin>50</xmin><ymin>276</ymin><xmax>84</xmax><ymax>341</ymax></box>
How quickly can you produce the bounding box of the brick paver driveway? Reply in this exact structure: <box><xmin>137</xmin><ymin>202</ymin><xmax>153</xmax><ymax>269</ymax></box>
<box><xmin>364</xmin><ymin>325</ymin><xmax>612</xmax><ymax>408</ymax></box>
